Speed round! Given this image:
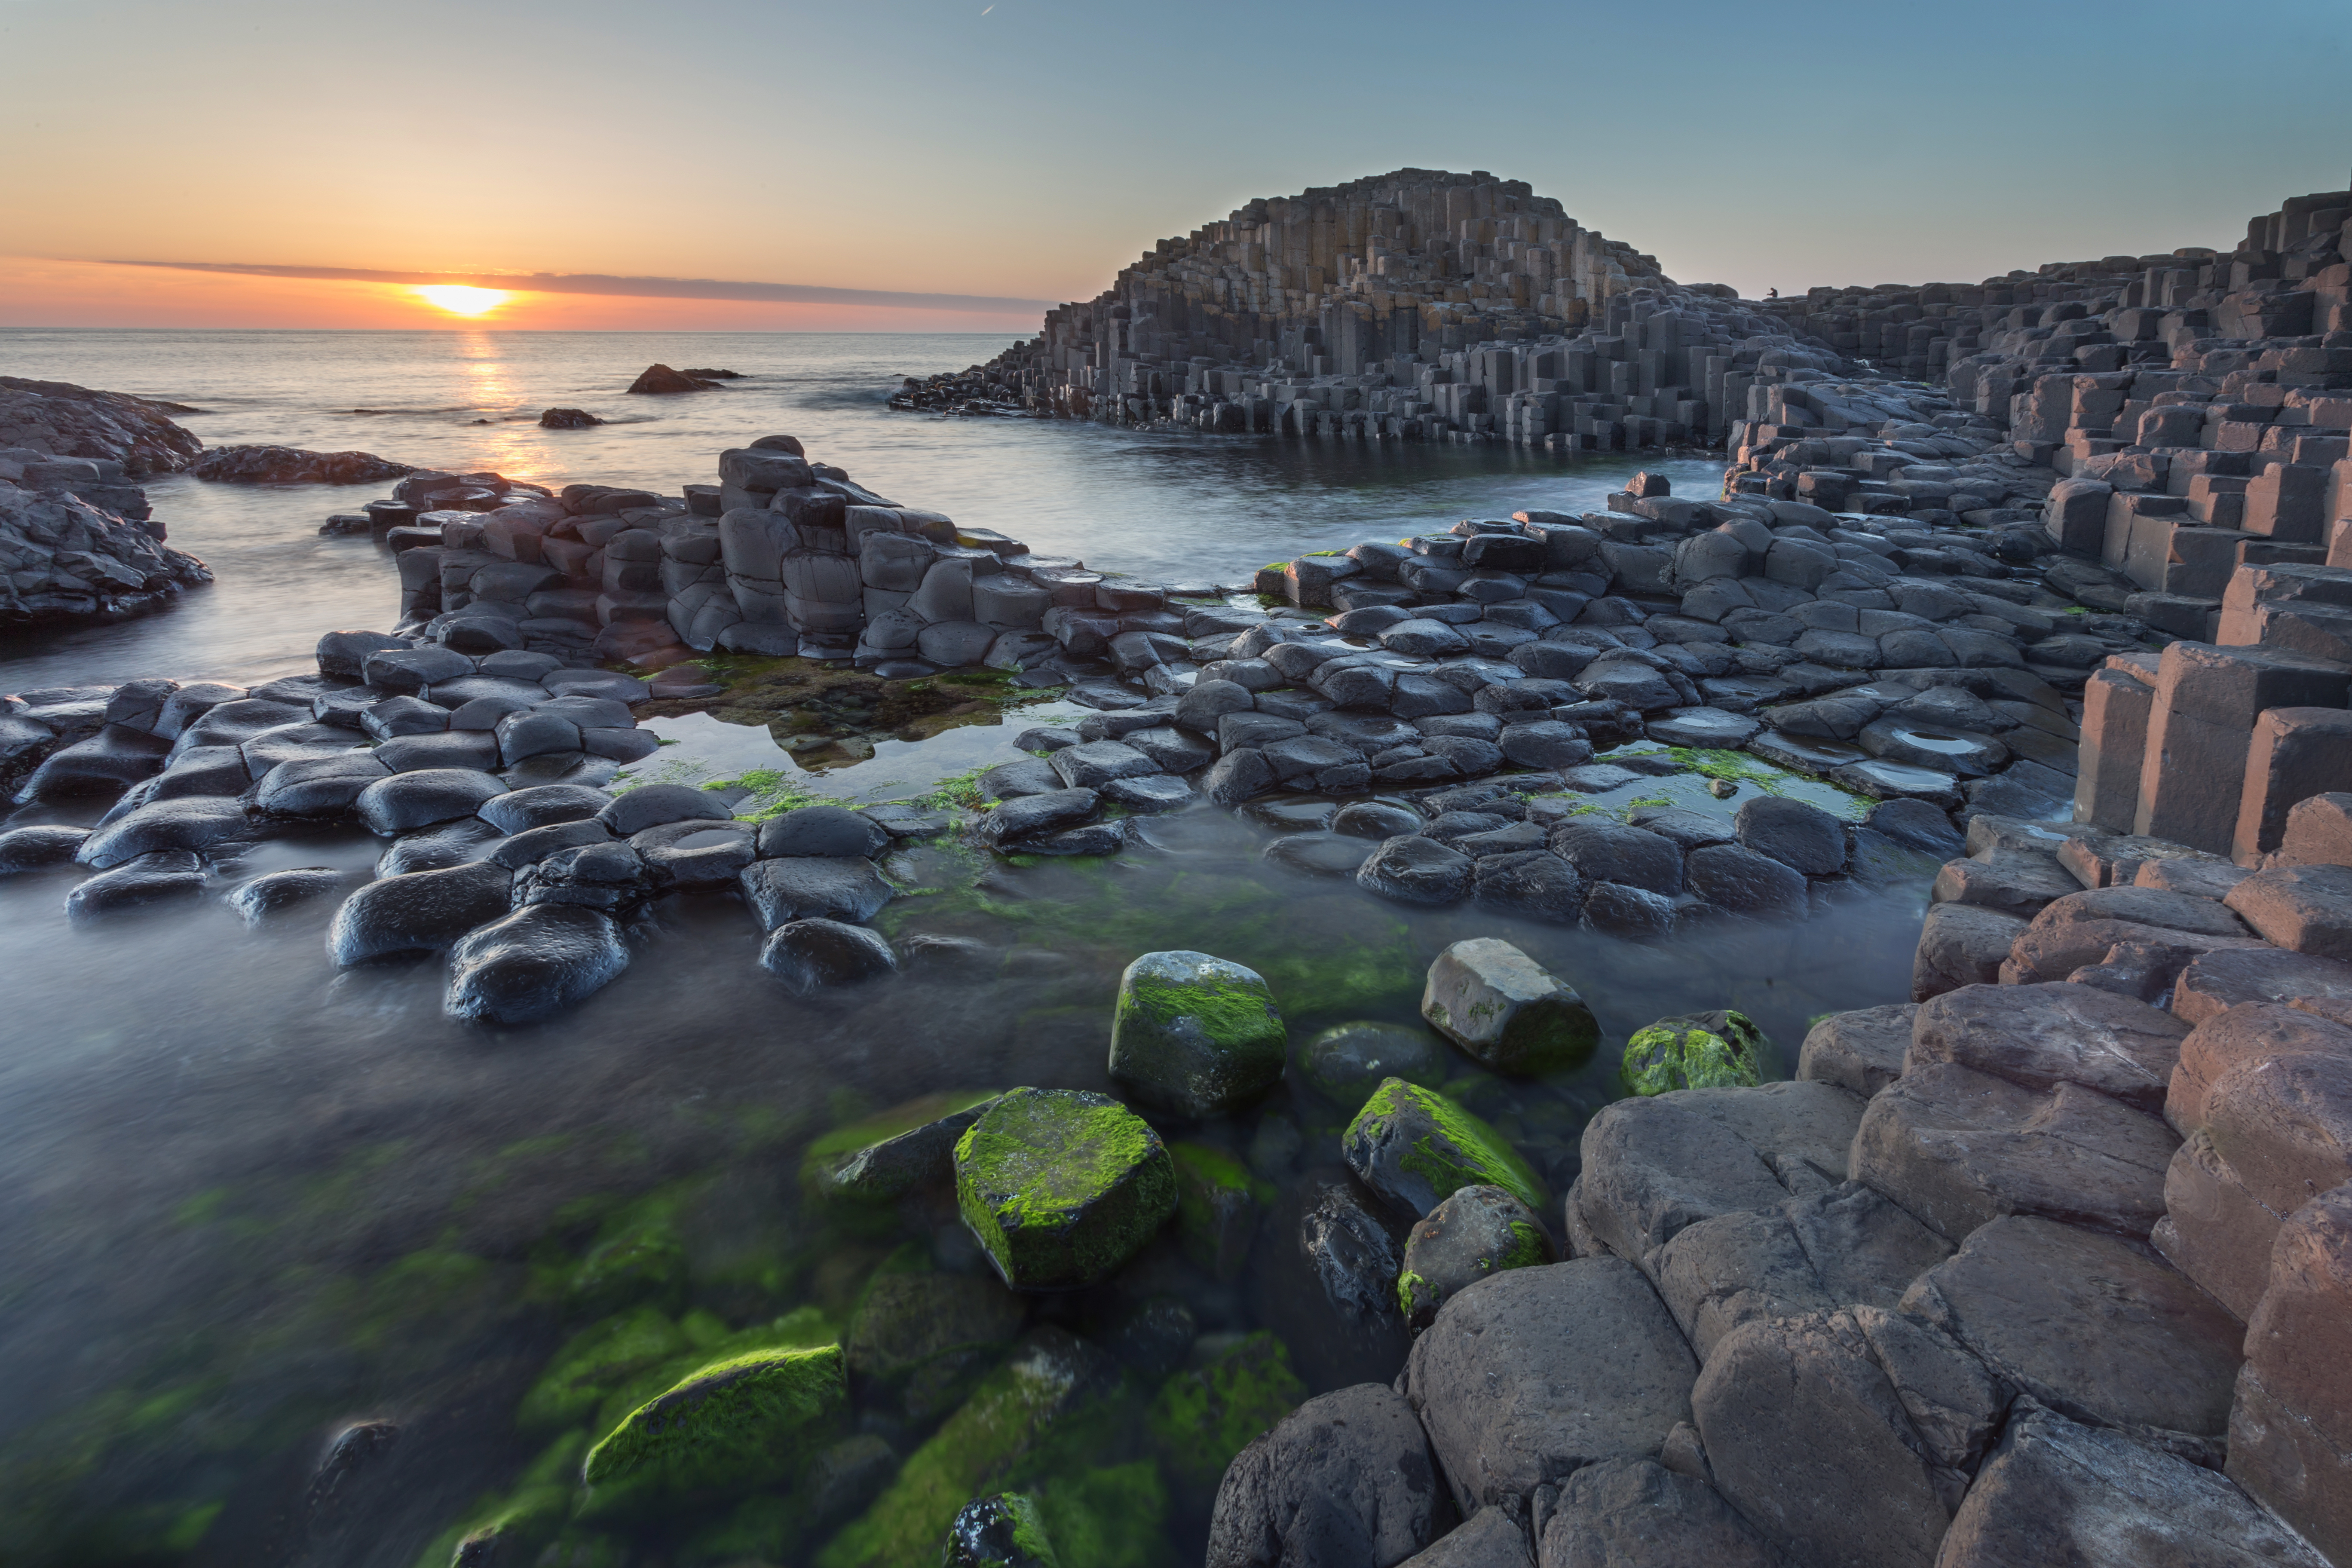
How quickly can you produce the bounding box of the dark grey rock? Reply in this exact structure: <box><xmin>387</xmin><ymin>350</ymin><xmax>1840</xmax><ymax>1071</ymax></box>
<box><xmin>1407</xmin><ymin>1507</ymin><xmax>1533</xmax><ymax>1568</ymax></box>
<box><xmin>980</xmin><ymin>787</ymin><xmax>1098</xmax><ymax>844</ymax></box>
<box><xmin>490</xmin><ymin>818</ymin><xmax>612</xmax><ymax>868</ymax></box>
<box><xmin>74</xmin><ymin>796</ymin><xmax>250</xmax><ymax>869</ymax></box>
<box><xmin>374</xmin><ymin>729</ymin><xmax>501</xmax><ymax>774</ymax></box>
<box><xmin>1357</xmin><ymin>836</ymin><xmax>1473</xmax><ymax>905</ymax></box>
<box><xmin>444</xmin><ymin>903</ymin><xmax>628</xmax><ymax>1023</ymax></box>
<box><xmin>598</xmin><ymin>782</ymin><xmax>730</xmax><ymax>836</ymax></box>
<box><xmin>228</xmin><ymin>866</ymin><xmax>357</xmax><ymax>922</ymax></box>
<box><xmin>1684</xmin><ymin>843</ymin><xmax>1808</xmax><ymax>920</ymax></box>
<box><xmin>1939</xmin><ymin>1407</ymin><xmax>2329</xmax><ymax>1568</ymax></box>
<box><xmin>1470</xmin><ymin>850</ymin><xmax>1586</xmax><ymax>923</ymax></box>
<box><xmin>0</xmin><ymin>824</ymin><xmax>90</xmax><ymax>875</ymax></box>
<box><xmin>64</xmin><ymin>849</ymin><xmax>205</xmax><ymax>917</ymax></box>
<box><xmin>1536</xmin><ymin>1458</ymin><xmax>1777</xmax><ymax>1568</ymax></box>
<box><xmin>18</xmin><ymin>724</ymin><xmax>169</xmax><ymax>799</ymax></box>
<box><xmin>513</xmin><ymin>840</ymin><xmax>649</xmax><ymax>913</ymax></box>
<box><xmin>1299</xmin><ymin>1022</ymin><xmax>1448</xmax><ymax>1106</ymax></box>
<box><xmin>1405</xmin><ymin>1259</ymin><xmax>1697</xmax><ymax>1517</ymax></box>
<box><xmin>355</xmin><ymin>768</ymin><xmax>506</xmax><ymax>836</ymax></box>
<box><xmin>756</xmin><ymin>804</ymin><xmax>888</xmax><ymax>859</ymax></box>
<box><xmin>1399</xmin><ymin>1184</ymin><xmax>1556</xmax><ymax>1332</ymax></box>
<box><xmin>1549</xmin><ymin>821</ymin><xmax>1682</xmax><ymax>896</ymax></box>
<box><xmin>251</xmin><ymin>753</ymin><xmax>392</xmax><ymax>818</ymax></box>
<box><xmin>760</xmin><ymin>917</ymin><xmax>899</xmax><ymax>995</ymax></box>
<box><xmin>1265</xmin><ymin>831</ymin><xmax>1377</xmax><ymax>876</ymax></box>
<box><xmin>1581</xmin><ymin>881</ymin><xmax>1677</xmax><ymax>938</ymax></box>
<box><xmin>1102</xmin><ymin>773</ymin><xmax>1194</xmax><ymax>812</ymax></box>
<box><xmin>1798</xmin><ymin>1004</ymin><xmax>1916</xmax><ymax>1098</ymax></box>
<box><xmin>738</xmin><ymin>856</ymin><xmax>893</xmax><ymax>930</ymax></box>
<box><xmin>1332</xmin><ymin>802</ymin><xmax>1422</xmax><ymax>839</ymax></box>
<box><xmin>359</xmin><ymin>695</ymin><xmax>449</xmax><ymax>741</ymax></box>
<box><xmin>1900</xmin><ymin>1214</ymin><xmax>2239</xmax><ymax>1439</ymax></box>
<box><xmin>1692</xmin><ymin>1309</ymin><xmax>1974</xmax><ymax>1568</ymax></box>
<box><xmin>1733</xmin><ymin>795</ymin><xmax>1847</xmax><ymax>876</ymax></box>
<box><xmin>377</xmin><ymin>817</ymin><xmax>504</xmax><ymax>876</ymax></box>
<box><xmin>327</xmin><ymin>861</ymin><xmax>514</xmax><ymax>965</ymax></box>
<box><xmin>478</xmin><ymin>783</ymin><xmax>610</xmax><ymax>833</ymax></box>
<box><xmin>1207</xmin><ymin>1383</ymin><xmax>1453</xmax><ymax>1568</ymax></box>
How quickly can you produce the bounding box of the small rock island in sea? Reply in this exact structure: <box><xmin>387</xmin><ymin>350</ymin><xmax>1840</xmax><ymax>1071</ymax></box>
<box><xmin>4</xmin><ymin>171</ymin><xmax>2352</xmax><ymax>1568</ymax></box>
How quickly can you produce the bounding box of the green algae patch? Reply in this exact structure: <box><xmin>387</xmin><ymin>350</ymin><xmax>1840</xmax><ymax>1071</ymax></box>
<box><xmin>1168</xmin><ymin>1143</ymin><xmax>1271</xmax><ymax>1282</ymax></box>
<box><xmin>518</xmin><ymin>1305</ymin><xmax>689</xmax><ymax>1434</ymax></box>
<box><xmin>1342</xmin><ymin>1077</ymin><xmax>1550</xmax><ymax>1219</ymax></box>
<box><xmin>579</xmin><ymin>1342</ymin><xmax>845</xmax><ymax>1517</ymax></box>
<box><xmin>1623</xmin><ymin>1009</ymin><xmax>1767</xmax><ymax>1096</ymax></box>
<box><xmin>1109</xmin><ymin>951</ymin><xmax>1287</xmax><ymax>1119</ymax></box>
<box><xmin>1146</xmin><ymin>1332</ymin><xmax>1306</xmax><ymax>1496</ymax></box>
<box><xmin>565</xmin><ymin>1217</ymin><xmax>687</xmax><ymax>1320</ymax></box>
<box><xmin>815</xmin><ymin>1330</ymin><xmax>1117</xmax><ymax>1568</ymax></box>
<box><xmin>1033</xmin><ymin>1461</ymin><xmax>1178</xmax><ymax>1568</ymax></box>
<box><xmin>954</xmin><ymin>1088</ymin><xmax>1178</xmax><ymax>1291</ymax></box>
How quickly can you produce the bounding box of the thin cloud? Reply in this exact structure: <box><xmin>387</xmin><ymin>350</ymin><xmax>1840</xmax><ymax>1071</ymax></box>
<box><xmin>94</xmin><ymin>259</ymin><xmax>1054</xmax><ymax>315</ymax></box>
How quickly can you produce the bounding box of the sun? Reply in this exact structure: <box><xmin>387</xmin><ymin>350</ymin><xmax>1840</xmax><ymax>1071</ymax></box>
<box><xmin>414</xmin><ymin>285</ymin><xmax>509</xmax><ymax>317</ymax></box>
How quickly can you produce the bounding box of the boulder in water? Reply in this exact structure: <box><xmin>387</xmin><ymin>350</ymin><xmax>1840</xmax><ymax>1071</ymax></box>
<box><xmin>445</xmin><ymin>902</ymin><xmax>630</xmax><ymax>1023</ymax></box>
<box><xmin>539</xmin><ymin>407</ymin><xmax>603</xmax><ymax>429</ymax></box>
<box><xmin>953</xmin><ymin>1087</ymin><xmax>1178</xmax><ymax>1289</ymax></box>
<box><xmin>1108</xmin><ymin>950</ymin><xmax>1286</xmax><ymax>1118</ymax></box>
<box><xmin>626</xmin><ymin>364</ymin><xmax>716</xmax><ymax>395</ymax></box>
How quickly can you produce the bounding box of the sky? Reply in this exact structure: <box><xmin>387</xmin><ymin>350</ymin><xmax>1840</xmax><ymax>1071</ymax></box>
<box><xmin>3</xmin><ymin>0</ymin><xmax>2348</xmax><ymax>332</ymax></box>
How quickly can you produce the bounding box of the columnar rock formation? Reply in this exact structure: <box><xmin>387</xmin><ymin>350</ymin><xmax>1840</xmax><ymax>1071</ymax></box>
<box><xmin>897</xmin><ymin>169</ymin><xmax>1841</xmax><ymax>450</ymax></box>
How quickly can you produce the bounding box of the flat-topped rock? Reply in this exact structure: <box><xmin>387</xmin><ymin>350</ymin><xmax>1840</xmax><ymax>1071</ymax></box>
<box><xmin>1575</xmin><ymin>1080</ymin><xmax>1865</xmax><ymax>1264</ymax></box>
<box><xmin>1944</xmin><ymin>1407</ymin><xmax>2329</xmax><ymax>1568</ymax></box>
<box><xmin>1902</xmin><ymin>1215</ymin><xmax>2242</xmax><ymax>1440</ymax></box>
<box><xmin>1908</xmin><ymin>982</ymin><xmax>2188</xmax><ymax>1113</ymax></box>
<box><xmin>1852</xmin><ymin>1062</ymin><xmax>2178</xmax><ymax>1239</ymax></box>
<box><xmin>1404</xmin><ymin>1259</ymin><xmax>1696</xmax><ymax>1517</ymax></box>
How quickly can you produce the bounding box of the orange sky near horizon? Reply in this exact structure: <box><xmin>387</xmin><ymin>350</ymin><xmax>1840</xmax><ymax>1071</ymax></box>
<box><xmin>0</xmin><ymin>258</ymin><xmax>1050</xmax><ymax>335</ymax></box>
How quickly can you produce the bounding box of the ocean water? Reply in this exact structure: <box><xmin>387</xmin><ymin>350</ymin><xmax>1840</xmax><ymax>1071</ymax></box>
<box><xmin>0</xmin><ymin>328</ymin><xmax>1721</xmax><ymax>692</ymax></box>
<box><xmin>0</xmin><ymin>331</ymin><xmax>1923</xmax><ymax>1567</ymax></box>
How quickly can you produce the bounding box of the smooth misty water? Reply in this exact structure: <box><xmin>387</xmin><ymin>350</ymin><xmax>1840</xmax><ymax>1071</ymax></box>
<box><xmin>0</xmin><ymin>331</ymin><xmax>1926</xmax><ymax>1567</ymax></box>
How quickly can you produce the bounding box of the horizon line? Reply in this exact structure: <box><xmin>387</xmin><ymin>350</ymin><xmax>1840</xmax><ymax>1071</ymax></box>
<box><xmin>87</xmin><ymin>259</ymin><xmax>1059</xmax><ymax>315</ymax></box>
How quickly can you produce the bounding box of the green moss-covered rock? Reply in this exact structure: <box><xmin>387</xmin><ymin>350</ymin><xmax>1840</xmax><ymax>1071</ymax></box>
<box><xmin>1109</xmin><ymin>951</ymin><xmax>1286</xmax><ymax>1118</ymax></box>
<box><xmin>1420</xmin><ymin>937</ymin><xmax>1599</xmax><ymax>1077</ymax></box>
<box><xmin>815</xmin><ymin>1329</ymin><xmax>1119</xmax><ymax>1568</ymax></box>
<box><xmin>945</xmin><ymin>1492</ymin><xmax>1061</xmax><ymax>1568</ymax></box>
<box><xmin>1168</xmin><ymin>1143</ymin><xmax>1270</xmax><ymax>1282</ymax></box>
<box><xmin>576</xmin><ymin>1305</ymin><xmax>838</xmax><ymax>1452</ymax></box>
<box><xmin>955</xmin><ymin>1087</ymin><xmax>1178</xmax><ymax>1290</ymax></box>
<box><xmin>847</xmin><ymin>1270</ymin><xmax>1027</xmax><ymax>1421</ymax></box>
<box><xmin>1342</xmin><ymin>1077</ymin><xmax>1550</xmax><ymax>1220</ymax></box>
<box><xmin>1296</xmin><ymin>1020</ymin><xmax>1449</xmax><ymax>1106</ymax></box>
<box><xmin>1622</xmin><ymin>1009</ymin><xmax>1767</xmax><ymax>1096</ymax></box>
<box><xmin>802</xmin><ymin>1089</ymin><xmax>1003</xmax><ymax>1202</ymax></box>
<box><xmin>579</xmin><ymin>1343</ymin><xmax>846</xmax><ymax>1516</ymax></box>
<box><xmin>518</xmin><ymin>1306</ymin><xmax>687</xmax><ymax>1434</ymax></box>
<box><xmin>1146</xmin><ymin>1332</ymin><xmax>1308</xmax><ymax>1496</ymax></box>
<box><xmin>1396</xmin><ymin>1183</ymin><xmax>1555</xmax><ymax>1331</ymax></box>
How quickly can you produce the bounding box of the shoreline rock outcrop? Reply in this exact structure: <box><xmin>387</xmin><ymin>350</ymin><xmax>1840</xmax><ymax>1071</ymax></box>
<box><xmin>190</xmin><ymin>444</ymin><xmax>414</xmax><ymax>485</ymax></box>
<box><xmin>0</xmin><ymin>375</ymin><xmax>205</xmax><ymax>477</ymax></box>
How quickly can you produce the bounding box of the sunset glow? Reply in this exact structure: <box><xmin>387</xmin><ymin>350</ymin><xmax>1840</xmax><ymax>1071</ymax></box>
<box><xmin>413</xmin><ymin>285</ymin><xmax>509</xmax><ymax>317</ymax></box>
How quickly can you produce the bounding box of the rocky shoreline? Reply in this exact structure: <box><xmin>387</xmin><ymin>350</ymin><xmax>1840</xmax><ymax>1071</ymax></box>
<box><xmin>2</xmin><ymin>178</ymin><xmax>2350</xmax><ymax>1566</ymax></box>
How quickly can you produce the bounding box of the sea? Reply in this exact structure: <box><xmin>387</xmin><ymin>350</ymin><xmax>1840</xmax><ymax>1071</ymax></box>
<box><xmin>0</xmin><ymin>331</ymin><xmax>1920</xmax><ymax>1567</ymax></box>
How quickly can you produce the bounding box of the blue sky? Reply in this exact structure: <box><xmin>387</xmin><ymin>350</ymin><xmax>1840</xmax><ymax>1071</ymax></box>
<box><xmin>3</xmin><ymin>0</ymin><xmax>2348</xmax><ymax>324</ymax></box>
